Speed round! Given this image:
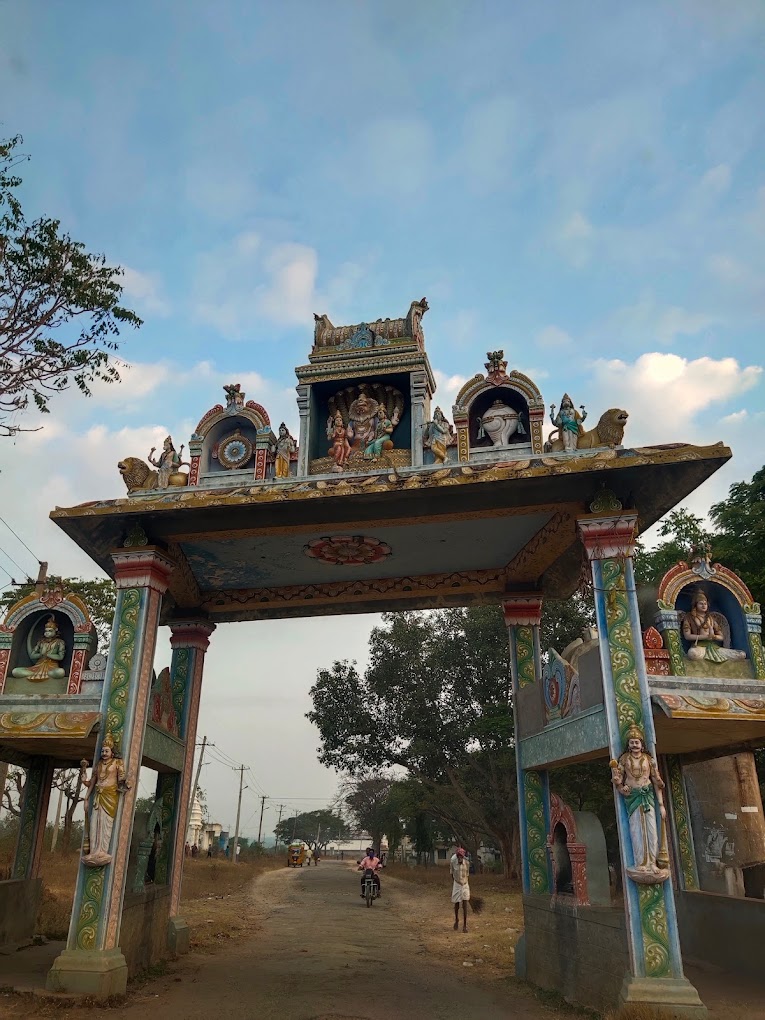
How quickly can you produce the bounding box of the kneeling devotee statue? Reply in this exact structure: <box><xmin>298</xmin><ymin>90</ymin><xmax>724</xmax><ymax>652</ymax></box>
<box><xmin>682</xmin><ymin>589</ymin><xmax>747</xmax><ymax>664</ymax></box>
<box><xmin>12</xmin><ymin>615</ymin><xmax>66</xmax><ymax>682</ymax></box>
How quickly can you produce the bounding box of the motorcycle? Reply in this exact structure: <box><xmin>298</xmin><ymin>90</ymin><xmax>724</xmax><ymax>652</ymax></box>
<box><xmin>362</xmin><ymin>867</ymin><xmax>379</xmax><ymax>907</ymax></box>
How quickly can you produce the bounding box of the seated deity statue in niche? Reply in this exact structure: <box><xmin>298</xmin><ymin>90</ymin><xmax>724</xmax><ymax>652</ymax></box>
<box><xmin>682</xmin><ymin>589</ymin><xmax>747</xmax><ymax>664</ymax></box>
<box><xmin>12</xmin><ymin>615</ymin><xmax>67</xmax><ymax>682</ymax></box>
<box><xmin>475</xmin><ymin>400</ymin><xmax>525</xmax><ymax>446</ymax></box>
<box><xmin>326</xmin><ymin>383</ymin><xmax>404</xmax><ymax>470</ymax></box>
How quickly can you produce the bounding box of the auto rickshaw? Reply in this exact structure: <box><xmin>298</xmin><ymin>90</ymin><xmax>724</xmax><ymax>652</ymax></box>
<box><xmin>287</xmin><ymin>842</ymin><xmax>305</xmax><ymax>867</ymax></box>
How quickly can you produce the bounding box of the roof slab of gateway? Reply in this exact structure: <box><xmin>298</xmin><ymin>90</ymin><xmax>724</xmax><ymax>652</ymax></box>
<box><xmin>50</xmin><ymin>441</ymin><xmax>731</xmax><ymax>624</ymax></box>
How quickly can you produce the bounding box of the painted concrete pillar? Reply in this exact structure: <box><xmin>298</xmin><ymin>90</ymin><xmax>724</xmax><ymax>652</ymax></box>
<box><xmin>578</xmin><ymin>501</ymin><xmax>705</xmax><ymax>1016</ymax></box>
<box><xmin>48</xmin><ymin>544</ymin><xmax>173</xmax><ymax>998</ymax></box>
<box><xmin>502</xmin><ymin>595</ymin><xmax>550</xmax><ymax>896</ymax></box>
<box><xmin>296</xmin><ymin>383</ymin><xmax>311</xmax><ymax>476</ymax></box>
<box><xmin>12</xmin><ymin>757</ymin><xmax>55</xmax><ymax>880</ymax></box>
<box><xmin>409</xmin><ymin>369</ymin><xmax>429</xmax><ymax>468</ymax></box>
<box><xmin>164</xmin><ymin>619</ymin><xmax>215</xmax><ymax>951</ymax></box>
<box><xmin>663</xmin><ymin>756</ymin><xmax>699</xmax><ymax>892</ymax></box>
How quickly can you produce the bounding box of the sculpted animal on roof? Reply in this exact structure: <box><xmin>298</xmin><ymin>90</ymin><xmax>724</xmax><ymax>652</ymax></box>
<box><xmin>546</xmin><ymin>408</ymin><xmax>629</xmax><ymax>453</ymax></box>
<box><xmin>118</xmin><ymin>457</ymin><xmax>159</xmax><ymax>493</ymax></box>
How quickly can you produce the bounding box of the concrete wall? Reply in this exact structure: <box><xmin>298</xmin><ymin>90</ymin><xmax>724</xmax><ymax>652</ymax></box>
<box><xmin>120</xmin><ymin>885</ymin><xmax>171</xmax><ymax>977</ymax></box>
<box><xmin>0</xmin><ymin>878</ymin><xmax>42</xmax><ymax>948</ymax></box>
<box><xmin>520</xmin><ymin>894</ymin><xmax>628</xmax><ymax>1012</ymax></box>
<box><xmin>676</xmin><ymin>889</ymin><xmax>765</xmax><ymax>978</ymax></box>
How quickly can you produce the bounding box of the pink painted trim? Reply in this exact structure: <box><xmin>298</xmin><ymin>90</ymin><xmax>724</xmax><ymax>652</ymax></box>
<box><xmin>502</xmin><ymin>595</ymin><xmax>543</xmax><ymax>628</ymax></box>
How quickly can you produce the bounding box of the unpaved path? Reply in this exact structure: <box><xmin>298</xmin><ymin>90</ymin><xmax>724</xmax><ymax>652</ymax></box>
<box><xmin>122</xmin><ymin>860</ymin><xmax>549</xmax><ymax>1019</ymax></box>
<box><xmin>36</xmin><ymin>860</ymin><xmax>557</xmax><ymax>1020</ymax></box>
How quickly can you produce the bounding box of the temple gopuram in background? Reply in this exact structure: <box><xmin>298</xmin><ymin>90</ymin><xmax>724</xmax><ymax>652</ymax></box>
<box><xmin>2</xmin><ymin>297</ymin><xmax>760</xmax><ymax>1018</ymax></box>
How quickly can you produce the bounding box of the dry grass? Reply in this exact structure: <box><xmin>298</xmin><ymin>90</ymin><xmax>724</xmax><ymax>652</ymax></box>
<box><xmin>37</xmin><ymin>853</ymin><xmax>79</xmax><ymax>939</ymax></box>
<box><xmin>180</xmin><ymin>856</ymin><xmax>283</xmax><ymax>954</ymax></box>
<box><xmin>385</xmin><ymin>863</ymin><xmax>526</xmax><ymax>981</ymax></box>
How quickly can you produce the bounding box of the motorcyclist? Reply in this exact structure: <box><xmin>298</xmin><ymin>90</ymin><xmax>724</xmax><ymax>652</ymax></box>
<box><xmin>358</xmin><ymin>846</ymin><xmax>382</xmax><ymax>898</ymax></box>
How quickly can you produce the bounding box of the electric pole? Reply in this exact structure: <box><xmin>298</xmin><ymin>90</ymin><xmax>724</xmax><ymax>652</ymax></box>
<box><xmin>256</xmin><ymin>794</ymin><xmax>267</xmax><ymax>846</ymax></box>
<box><xmin>275</xmin><ymin>803</ymin><xmax>285</xmax><ymax>847</ymax></box>
<box><xmin>232</xmin><ymin>765</ymin><xmax>245</xmax><ymax>862</ymax></box>
<box><xmin>189</xmin><ymin>735</ymin><xmax>207</xmax><ymax>822</ymax></box>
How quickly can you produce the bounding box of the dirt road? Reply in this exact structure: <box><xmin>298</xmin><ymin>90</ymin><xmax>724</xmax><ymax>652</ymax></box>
<box><xmin>101</xmin><ymin>860</ymin><xmax>554</xmax><ymax>1020</ymax></box>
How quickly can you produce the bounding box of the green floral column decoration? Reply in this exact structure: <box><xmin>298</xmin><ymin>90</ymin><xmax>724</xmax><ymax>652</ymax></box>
<box><xmin>667</xmin><ymin>756</ymin><xmax>698</xmax><ymax>890</ymax></box>
<box><xmin>524</xmin><ymin>770</ymin><xmax>549</xmax><ymax>895</ymax></box>
<box><xmin>601</xmin><ymin>558</ymin><xmax>643</xmax><ymax>743</ymax></box>
<box><xmin>637</xmin><ymin>884</ymin><xmax>672</xmax><ymax>977</ymax></box>
<box><xmin>12</xmin><ymin>764</ymin><xmax>44</xmax><ymax>879</ymax></box>
<box><xmin>75</xmin><ymin>868</ymin><xmax>106</xmax><ymax>950</ymax></box>
<box><xmin>746</xmin><ymin>626</ymin><xmax>765</xmax><ymax>680</ymax></box>
<box><xmin>171</xmin><ymin>647</ymin><xmax>190</xmax><ymax>729</ymax></box>
<box><xmin>515</xmin><ymin>625</ymin><xmax>536</xmax><ymax>687</ymax></box>
<box><xmin>601</xmin><ymin>555</ymin><xmax>672</xmax><ymax>980</ymax></box>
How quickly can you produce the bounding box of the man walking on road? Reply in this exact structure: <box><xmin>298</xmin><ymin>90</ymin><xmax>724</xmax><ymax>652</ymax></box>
<box><xmin>450</xmin><ymin>847</ymin><xmax>470</xmax><ymax>932</ymax></box>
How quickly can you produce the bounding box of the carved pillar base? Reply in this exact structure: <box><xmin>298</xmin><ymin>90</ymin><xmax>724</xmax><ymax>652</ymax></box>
<box><xmin>619</xmin><ymin>975</ymin><xmax>707</xmax><ymax>1018</ymax></box>
<box><xmin>46</xmin><ymin>949</ymin><xmax>128</xmax><ymax>998</ymax></box>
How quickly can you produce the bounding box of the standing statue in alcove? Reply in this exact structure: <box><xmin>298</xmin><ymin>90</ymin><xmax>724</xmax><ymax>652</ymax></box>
<box><xmin>274</xmin><ymin>423</ymin><xmax>296</xmax><ymax>480</ymax></box>
<box><xmin>610</xmin><ymin>724</ymin><xmax>669</xmax><ymax>884</ymax></box>
<box><xmin>12</xmin><ymin>615</ymin><xmax>66</xmax><ymax>681</ymax></box>
<box><xmin>80</xmin><ymin>732</ymin><xmax>131</xmax><ymax>867</ymax></box>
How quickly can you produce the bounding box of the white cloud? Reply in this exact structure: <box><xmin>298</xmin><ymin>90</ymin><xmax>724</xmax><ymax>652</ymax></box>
<box><xmin>194</xmin><ymin>234</ymin><xmax>370</xmax><ymax>338</ymax></box>
<box><xmin>433</xmin><ymin>370</ymin><xmax>468</xmax><ymax>414</ymax></box>
<box><xmin>536</xmin><ymin>325</ymin><xmax>573</xmax><ymax>349</ymax></box>
<box><xmin>720</xmin><ymin>409</ymin><xmax>749</xmax><ymax>425</ymax></box>
<box><xmin>120</xmin><ymin>266</ymin><xmax>171</xmax><ymax>317</ymax></box>
<box><xmin>590</xmin><ymin>352</ymin><xmax>762</xmax><ymax>444</ymax></box>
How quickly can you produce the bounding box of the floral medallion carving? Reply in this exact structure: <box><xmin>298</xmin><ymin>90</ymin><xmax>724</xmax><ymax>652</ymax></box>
<box><xmin>304</xmin><ymin>535</ymin><xmax>392</xmax><ymax>566</ymax></box>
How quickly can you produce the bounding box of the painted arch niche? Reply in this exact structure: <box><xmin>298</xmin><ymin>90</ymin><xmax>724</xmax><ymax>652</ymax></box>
<box><xmin>452</xmin><ymin>353</ymin><xmax>545</xmax><ymax>459</ymax></box>
<box><xmin>188</xmin><ymin>387</ymin><xmax>277</xmax><ymax>483</ymax></box>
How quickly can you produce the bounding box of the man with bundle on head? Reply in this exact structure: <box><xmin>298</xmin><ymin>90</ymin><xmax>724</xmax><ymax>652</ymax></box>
<box><xmin>450</xmin><ymin>846</ymin><xmax>470</xmax><ymax>932</ymax></box>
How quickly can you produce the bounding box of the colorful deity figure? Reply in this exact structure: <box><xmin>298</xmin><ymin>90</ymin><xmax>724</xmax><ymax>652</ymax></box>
<box><xmin>148</xmin><ymin>436</ymin><xmax>184</xmax><ymax>488</ymax></box>
<box><xmin>275</xmin><ymin>423</ymin><xmax>296</xmax><ymax>480</ymax></box>
<box><xmin>610</xmin><ymin>724</ymin><xmax>669</xmax><ymax>884</ymax></box>
<box><xmin>81</xmin><ymin>732</ymin><xmax>131</xmax><ymax>868</ymax></box>
<box><xmin>12</xmin><ymin>615</ymin><xmax>66</xmax><ymax>681</ymax></box>
<box><xmin>682</xmin><ymin>588</ymin><xmax>747</xmax><ymax>664</ymax></box>
<box><xmin>326</xmin><ymin>411</ymin><xmax>351</xmax><ymax>472</ymax></box>
<box><xmin>348</xmin><ymin>388</ymin><xmax>400</xmax><ymax>455</ymax></box>
<box><xmin>549</xmin><ymin>394</ymin><xmax>587</xmax><ymax>452</ymax></box>
<box><xmin>425</xmin><ymin>407</ymin><xmax>454</xmax><ymax>464</ymax></box>
<box><xmin>363</xmin><ymin>405</ymin><xmax>397</xmax><ymax>460</ymax></box>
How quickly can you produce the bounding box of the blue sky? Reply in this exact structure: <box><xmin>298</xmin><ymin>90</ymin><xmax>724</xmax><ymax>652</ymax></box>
<box><xmin>1</xmin><ymin>1</ymin><xmax>764</xmax><ymax>830</ymax></box>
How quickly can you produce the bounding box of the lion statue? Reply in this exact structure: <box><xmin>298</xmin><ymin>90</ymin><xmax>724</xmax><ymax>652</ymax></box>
<box><xmin>118</xmin><ymin>457</ymin><xmax>190</xmax><ymax>492</ymax></box>
<box><xmin>118</xmin><ymin>457</ymin><xmax>159</xmax><ymax>493</ymax></box>
<box><xmin>545</xmin><ymin>408</ymin><xmax>629</xmax><ymax>453</ymax></box>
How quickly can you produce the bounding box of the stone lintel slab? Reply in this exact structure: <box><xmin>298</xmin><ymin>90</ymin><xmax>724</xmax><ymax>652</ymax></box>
<box><xmin>619</xmin><ymin>974</ymin><xmax>707</xmax><ymax>1019</ymax></box>
<box><xmin>46</xmin><ymin>948</ymin><xmax>128</xmax><ymax>998</ymax></box>
<box><xmin>167</xmin><ymin>916</ymin><xmax>190</xmax><ymax>955</ymax></box>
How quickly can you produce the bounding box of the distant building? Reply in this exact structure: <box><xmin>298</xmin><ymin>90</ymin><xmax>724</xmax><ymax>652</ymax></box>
<box><xmin>185</xmin><ymin>794</ymin><xmax>224</xmax><ymax>852</ymax></box>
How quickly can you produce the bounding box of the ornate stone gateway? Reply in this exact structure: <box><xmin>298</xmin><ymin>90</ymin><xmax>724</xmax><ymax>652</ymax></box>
<box><xmin>7</xmin><ymin>299</ymin><xmax>748</xmax><ymax>1013</ymax></box>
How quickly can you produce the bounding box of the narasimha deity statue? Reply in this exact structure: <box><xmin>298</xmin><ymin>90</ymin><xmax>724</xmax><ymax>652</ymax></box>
<box><xmin>325</xmin><ymin>383</ymin><xmax>405</xmax><ymax>470</ymax></box>
<box><xmin>682</xmin><ymin>588</ymin><xmax>747</xmax><ymax>664</ymax></box>
<box><xmin>12</xmin><ymin>615</ymin><xmax>66</xmax><ymax>681</ymax></box>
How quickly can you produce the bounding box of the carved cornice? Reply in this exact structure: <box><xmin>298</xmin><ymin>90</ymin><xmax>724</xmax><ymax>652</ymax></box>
<box><xmin>111</xmin><ymin>547</ymin><xmax>174</xmax><ymax>593</ymax></box>
<box><xmin>169</xmin><ymin>620</ymin><xmax>216</xmax><ymax>651</ymax></box>
<box><xmin>578</xmin><ymin>513</ymin><xmax>638</xmax><ymax>561</ymax></box>
<box><xmin>502</xmin><ymin>594</ymin><xmax>543</xmax><ymax>627</ymax></box>
<box><xmin>165</xmin><ymin>542</ymin><xmax>202</xmax><ymax>608</ymax></box>
<box><xmin>506</xmin><ymin>510</ymin><xmax>576</xmax><ymax>584</ymax></box>
<box><xmin>50</xmin><ymin>442</ymin><xmax>732</xmax><ymax>521</ymax></box>
<box><xmin>201</xmin><ymin>568</ymin><xmax>506</xmax><ymax>615</ymax></box>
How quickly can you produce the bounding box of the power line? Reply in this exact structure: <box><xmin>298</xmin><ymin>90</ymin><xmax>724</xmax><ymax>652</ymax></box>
<box><xmin>0</xmin><ymin>545</ymin><xmax>32</xmax><ymax>579</ymax></box>
<box><xmin>0</xmin><ymin>514</ymin><xmax>41</xmax><ymax>567</ymax></box>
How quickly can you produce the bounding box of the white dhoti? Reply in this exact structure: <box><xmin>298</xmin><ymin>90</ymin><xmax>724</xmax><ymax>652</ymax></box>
<box><xmin>451</xmin><ymin>881</ymin><xmax>470</xmax><ymax>903</ymax></box>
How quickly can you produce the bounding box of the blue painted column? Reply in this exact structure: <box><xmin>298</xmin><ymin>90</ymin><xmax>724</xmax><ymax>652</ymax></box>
<box><xmin>47</xmin><ymin>544</ymin><xmax>173</xmax><ymax>998</ymax></box>
<box><xmin>578</xmin><ymin>499</ymin><xmax>705</xmax><ymax>1016</ymax></box>
<box><xmin>502</xmin><ymin>595</ymin><xmax>551</xmax><ymax>897</ymax></box>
